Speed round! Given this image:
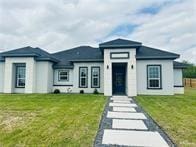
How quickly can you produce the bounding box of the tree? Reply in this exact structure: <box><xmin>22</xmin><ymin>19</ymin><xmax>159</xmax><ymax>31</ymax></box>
<box><xmin>182</xmin><ymin>60</ymin><xmax>196</xmax><ymax>78</ymax></box>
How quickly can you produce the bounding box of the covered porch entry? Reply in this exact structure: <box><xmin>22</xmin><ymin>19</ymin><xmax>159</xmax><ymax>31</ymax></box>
<box><xmin>112</xmin><ymin>63</ymin><xmax>127</xmax><ymax>95</ymax></box>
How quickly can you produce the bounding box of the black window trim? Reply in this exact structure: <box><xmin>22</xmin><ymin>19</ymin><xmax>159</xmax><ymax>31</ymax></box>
<box><xmin>147</xmin><ymin>64</ymin><xmax>162</xmax><ymax>89</ymax></box>
<box><xmin>110</xmin><ymin>52</ymin><xmax>130</xmax><ymax>59</ymax></box>
<box><xmin>15</xmin><ymin>64</ymin><xmax>26</xmax><ymax>88</ymax></box>
<box><xmin>91</xmin><ymin>66</ymin><xmax>100</xmax><ymax>88</ymax></box>
<box><xmin>58</xmin><ymin>69</ymin><xmax>69</xmax><ymax>82</ymax></box>
<box><xmin>79</xmin><ymin>67</ymin><xmax>88</xmax><ymax>88</ymax></box>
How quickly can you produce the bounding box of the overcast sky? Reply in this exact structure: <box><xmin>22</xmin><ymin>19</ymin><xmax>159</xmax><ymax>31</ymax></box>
<box><xmin>0</xmin><ymin>0</ymin><xmax>196</xmax><ymax>63</ymax></box>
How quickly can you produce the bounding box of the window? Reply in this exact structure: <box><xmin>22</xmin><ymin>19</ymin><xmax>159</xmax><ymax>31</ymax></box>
<box><xmin>58</xmin><ymin>70</ymin><xmax>69</xmax><ymax>81</ymax></box>
<box><xmin>79</xmin><ymin>67</ymin><xmax>88</xmax><ymax>88</ymax></box>
<box><xmin>91</xmin><ymin>67</ymin><xmax>100</xmax><ymax>88</ymax></box>
<box><xmin>147</xmin><ymin>65</ymin><xmax>161</xmax><ymax>89</ymax></box>
<box><xmin>16</xmin><ymin>65</ymin><xmax>26</xmax><ymax>88</ymax></box>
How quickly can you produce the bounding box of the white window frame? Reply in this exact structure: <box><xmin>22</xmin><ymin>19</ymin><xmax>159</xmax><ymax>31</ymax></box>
<box><xmin>58</xmin><ymin>70</ymin><xmax>69</xmax><ymax>81</ymax></box>
<box><xmin>79</xmin><ymin>67</ymin><xmax>88</xmax><ymax>88</ymax></box>
<box><xmin>16</xmin><ymin>65</ymin><xmax>26</xmax><ymax>88</ymax></box>
<box><xmin>147</xmin><ymin>65</ymin><xmax>161</xmax><ymax>89</ymax></box>
<box><xmin>91</xmin><ymin>67</ymin><xmax>100</xmax><ymax>88</ymax></box>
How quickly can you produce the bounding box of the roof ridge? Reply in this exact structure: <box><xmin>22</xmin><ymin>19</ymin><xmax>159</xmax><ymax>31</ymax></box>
<box><xmin>52</xmin><ymin>45</ymin><xmax>98</xmax><ymax>55</ymax></box>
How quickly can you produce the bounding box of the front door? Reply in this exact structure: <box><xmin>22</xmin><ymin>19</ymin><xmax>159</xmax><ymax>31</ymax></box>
<box><xmin>112</xmin><ymin>64</ymin><xmax>126</xmax><ymax>95</ymax></box>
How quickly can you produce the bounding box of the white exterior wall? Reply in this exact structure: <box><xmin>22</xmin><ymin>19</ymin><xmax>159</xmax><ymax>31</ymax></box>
<box><xmin>174</xmin><ymin>69</ymin><xmax>183</xmax><ymax>86</ymax></box>
<box><xmin>174</xmin><ymin>69</ymin><xmax>184</xmax><ymax>94</ymax></box>
<box><xmin>72</xmin><ymin>62</ymin><xmax>104</xmax><ymax>93</ymax></box>
<box><xmin>104</xmin><ymin>49</ymin><xmax>137</xmax><ymax>97</ymax></box>
<box><xmin>53</xmin><ymin>69</ymin><xmax>73</xmax><ymax>93</ymax></box>
<box><xmin>3</xmin><ymin>57</ymin><xmax>36</xmax><ymax>93</ymax></box>
<box><xmin>137</xmin><ymin>60</ymin><xmax>174</xmax><ymax>95</ymax></box>
<box><xmin>36</xmin><ymin>61</ymin><xmax>53</xmax><ymax>93</ymax></box>
<box><xmin>53</xmin><ymin>69</ymin><xmax>73</xmax><ymax>86</ymax></box>
<box><xmin>0</xmin><ymin>62</ymin><xmax>5</xmax><ymax>92</ymax></box>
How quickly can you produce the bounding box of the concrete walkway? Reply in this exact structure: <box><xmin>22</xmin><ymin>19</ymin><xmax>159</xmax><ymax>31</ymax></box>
<box><xmin>94</xmin><ymin>96</ymin><xmax>175</xmax><ymax>147</ymax></box>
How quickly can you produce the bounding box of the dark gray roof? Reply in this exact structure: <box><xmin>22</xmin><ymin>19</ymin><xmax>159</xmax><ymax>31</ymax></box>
<box><xmin>0</xmin><ymin>46</ymin><xmax>59</xmax><ymax>62</ymax></box>
<box><xmin>0</xmin><ymin>39</ymin><xmax>181</xmax><ymax>67</ymax></box>
<box><xmin>136</xmin><ymin>46</ymin><xmax>179</xmax><ymax>59</ymax></box>
<box><xmin>173</xmin><ymin>61</ymin><xmax>188</xmax><ymax>69</ymax></box>
<box><xmin>52</xmin><ymin>46</ymin><xmax>103</xmax><ymax>68</ymax></box>
<box><xmin>99</xmin><ymin>38</ymin><xmax>142</xmax><ymax>49</ymax></box>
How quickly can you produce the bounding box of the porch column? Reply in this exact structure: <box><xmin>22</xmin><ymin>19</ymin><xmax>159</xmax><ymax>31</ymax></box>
<box><xmin>104</xmin><ymin>50</ymin><xmax>112</xmax><ymax>96</ymax></box>
<box><xmin>4</xmin><ymin>59</ymin><xmax>14</xmax><ymax>93</ymax></box>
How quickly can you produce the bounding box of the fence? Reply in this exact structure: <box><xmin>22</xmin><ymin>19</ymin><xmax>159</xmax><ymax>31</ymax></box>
<box><xmin>184</xmin><ymin>78</ymin><xmax>196</xmax><ymax>88</ymax></box>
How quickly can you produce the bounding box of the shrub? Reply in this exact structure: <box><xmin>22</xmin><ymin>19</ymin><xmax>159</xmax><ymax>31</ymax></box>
<box><xmin>80</xmin><ymin>90</ymin><xmax>84</xmax><ymax>94</ymax></box>
<box><xmin>93</xmin><ymin>89</ymin><xmax>99</xmax><ymax>94</ymax></box>
<box><xmin>54</xmin><ymin>89</ymin><xmax>60</xmax><ymax>94</ymax></box>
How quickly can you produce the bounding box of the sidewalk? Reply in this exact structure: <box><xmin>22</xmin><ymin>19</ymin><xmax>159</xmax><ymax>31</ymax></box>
<box><xmin>94</xmin><ymin>96</ymin><xmax>175</xmax><ymax>147</ymax></box>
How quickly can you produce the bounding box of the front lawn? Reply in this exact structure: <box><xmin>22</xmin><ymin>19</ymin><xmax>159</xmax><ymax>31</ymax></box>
<box><xmin>0</xmin><ymin>94</ymin><xmax>106</xmax><ymax>146</ymax></box>
<box><xmin>136</xmin><ymin>88</ymin><xmax>196</xmax><ymax>147</ymax></box>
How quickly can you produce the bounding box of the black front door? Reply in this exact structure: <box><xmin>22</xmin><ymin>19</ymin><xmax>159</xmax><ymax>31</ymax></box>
<box><xmin>112</xmin><ymin>64</ymin><xmax>126</xmax><ymax>95</ymax></box>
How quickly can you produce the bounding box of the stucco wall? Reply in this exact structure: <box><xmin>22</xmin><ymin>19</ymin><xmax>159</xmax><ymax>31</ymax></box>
<box><xmin>104</xmin><ymin>48</ymin><xmax>137</xmax><ymax>96</ymax></box>
<box><xmin>36</xmin><ymin>61</ymin><xmax>53</xmax><ymax>93</ymax></box>
<box><xmin>72</xmin><ymin>62</ymin><xmax>104</xmax><ymax>93</ymax></box>
<box><xmin>173</xmin><ymin>69</ymin><xmax>184</xmax><ymax>94</ymax></box>
<box><xmin>53</xmin><ymin>69</ymin><xmax>73</xmax><ymax>86</ymax></box>
<box><xmin>0</xmin><ymin>62</ymin><xmax>5</xmax><ymax>92</ymax></box>
<box><xmin>3</xmin><ymin>57</ymin><xmax>36</xmax><ymax>93</ymax></box>
<box><xmin>174</xmin><ymin>69</ymin><xmax>183</xmax><ymax>86</ymax></box>
<box><xmin>136</xmin><ymin>60</ymin><xmax>174</xmax><ymax>95</ymax></box>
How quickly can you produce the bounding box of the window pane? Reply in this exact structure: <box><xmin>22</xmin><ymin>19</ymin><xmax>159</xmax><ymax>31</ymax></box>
<box><xmin>59</xmin><ymin>70</ymin><xmax>69</xmax><ymax>81</ymax></box>
<box><xmin>81</xmin><ymin>69</ymin><xmax>87</xmax><ymax>77</ymax></box>
<box><xmin>81</xmin><ymin>78</ymin><xmax>86</xmax><ymax>86</ymax></box>
<box><xmin>92</xmin><ymin>67</ymin><xmax>100</xmax><ymax>87</ymax></box>
<box><xmin>93</xmin><ymin>78</ymin><xmax>98</xmax><ymax>86</ymax></box>
<box><xmin>16</xmin><ymin>65</ymin><xmax>26</xmax><ymax>87</ymax></box>
<box><xmin>149</xmin><ymin>66</ymin><xmax>160</xmax><ymax>78</ymax></box>
<box><xmin>18</xmin><ymin>79</ymin><xmax>25</xmax><ymax>86</ymax></box>
<box><xmin>92</xmin><ymin>68</ymin><xmax>99</xmax><ymax>77</ymax></box>
<box><xmin>60</xmin><ymin>76</ymin><xmax>68</xmax><ymax>80</ymax></box>
<box><xmin>60</xmin><ymin>72</ymin><xmax>67</xmax><ymax>76</ymax></box>
<box><xmin>79</xmin><ymin>67</ymin><xmax>88</xmax><ymax>87</ymax></box>
<box><xmin>149</xmin><ymin>79</ymin><xmax>159</xmax><ymax>88</ymax></box>
<box><xmin>147</xmin><ymin>65</ymin><xmax>161</xmax><ymax>88</ymax></box>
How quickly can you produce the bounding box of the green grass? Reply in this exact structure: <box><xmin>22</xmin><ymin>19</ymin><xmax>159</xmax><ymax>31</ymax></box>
<box><xmin>136</xmin><ymin>88</ymin><xmax>196</xmax><ymax>147</ymax></box>
<box><xmin>0</xmin><ymin>94</ymin><xmax>106</xmax><ymax>146</ymax></box>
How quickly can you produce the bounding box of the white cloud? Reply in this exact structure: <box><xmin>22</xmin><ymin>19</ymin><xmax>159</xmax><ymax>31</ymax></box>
<box><xmin>129</xmin><ymin>0</ymin><xmax>196</xmax><ymax>63</ymax></box>
<box><xmin>0</xmin><ymin>0</ymin><xmax>195</xmax><ymax>63</ymax></box>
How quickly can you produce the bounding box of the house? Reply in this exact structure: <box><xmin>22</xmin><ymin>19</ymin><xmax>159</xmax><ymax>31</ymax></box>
<box><xmin>0</xmin><ymin>38</ymin><xmax>186</xmax><ymax>96</ymax></box>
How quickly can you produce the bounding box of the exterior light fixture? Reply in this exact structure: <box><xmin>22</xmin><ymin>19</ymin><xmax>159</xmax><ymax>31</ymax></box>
<box><xmin>131</xmin><ymin>65</ymin><xmax>134</xmax><ymax>69</ymax></box>
<box><xmin>107</xmin><ymin>65</ymin><xmax>109</xmax><ymax>69</ymax></box>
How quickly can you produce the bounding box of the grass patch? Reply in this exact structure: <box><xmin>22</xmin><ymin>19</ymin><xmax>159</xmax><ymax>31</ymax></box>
<box><xmin>0</xmin><ymin>94</ymin><xmax>106</xmax><ymax>146</ymax></box>
<box><xmin>136</xmin><ymin>88</ymin><xmax>196</xmax><ymax>147</ymax></box>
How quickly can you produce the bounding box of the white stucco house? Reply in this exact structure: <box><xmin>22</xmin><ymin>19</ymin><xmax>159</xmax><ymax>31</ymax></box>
<box><xmin>0</xmin><ymin>39</ymin><xmax>186</xmax><ymax>96</ymax></box>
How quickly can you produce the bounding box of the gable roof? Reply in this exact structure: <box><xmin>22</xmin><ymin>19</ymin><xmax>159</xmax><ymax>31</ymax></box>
<box><xmin>0</xmin><ymin>46</ymin><xmax>59</xmax><ymax>62</ymax></box>
<box><xmin>99</xmin><ymin>38</ymin><xmax>142</xmax><ymax>49</ymax></box>
<box><xmin>136</xmin><ymin>46</ymin><xmax>179</xmax><ymax>59</ymax></box>
<box><xmin>52</xmin><ymin>46</ymin><xmax>103</xmax><ymax>68</ymax></box>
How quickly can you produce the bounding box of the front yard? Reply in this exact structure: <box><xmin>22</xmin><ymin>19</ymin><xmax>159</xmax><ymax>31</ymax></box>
<box><xmin>0</xmin><ymin>94</ymin><xmax>106</xmax><ymax>146</ymax></box>
<box><xmin>136</xmin><ymin>88</ymin><xmax>196</xmax><ymax>147</ymax></box>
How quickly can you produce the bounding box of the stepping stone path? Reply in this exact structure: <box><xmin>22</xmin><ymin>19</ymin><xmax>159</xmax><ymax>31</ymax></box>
<box><xmin>94</xmin><ymin>96</ymin><xmax>173</xmax><ymax>147</ymax></box>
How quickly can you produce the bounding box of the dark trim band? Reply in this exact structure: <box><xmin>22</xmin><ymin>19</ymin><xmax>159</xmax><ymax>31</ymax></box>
<box><xmin>110</xmin><ymin>52</ymin><xmax>130</xmax><ymax>59</ymax></box>
<box><xmin>53</xmin><ymin>84</ymin><xmax>73</xmax><ymax>86</ymax></box>
<box><xmin>174</xmin><ymin>85</ymin><xmax>184</xmax><ymax>87</ymax></box>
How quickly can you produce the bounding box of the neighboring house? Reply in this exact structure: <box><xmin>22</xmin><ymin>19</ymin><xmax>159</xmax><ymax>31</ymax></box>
<box><xmin>0</xmin><ymin>38</ymin><xmax>186</xmax><ymax>96</ymax></box>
